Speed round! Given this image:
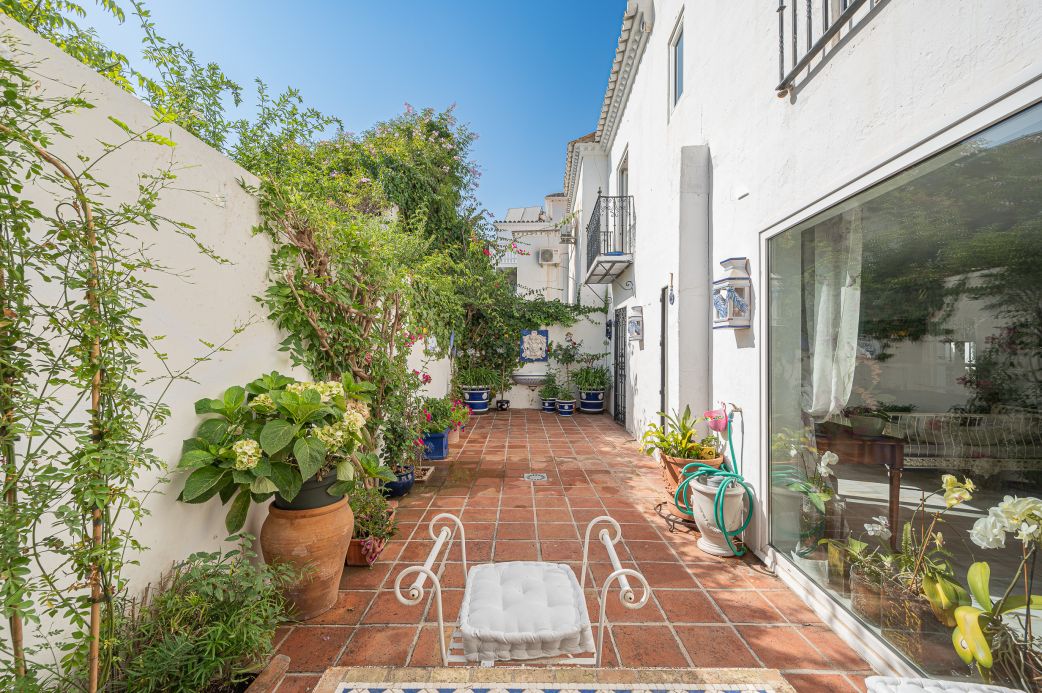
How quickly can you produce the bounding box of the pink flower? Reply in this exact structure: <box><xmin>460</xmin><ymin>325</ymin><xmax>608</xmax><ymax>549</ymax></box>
<box><xmin>704</xmin><ymin>408</ymin><xmax>728</xmax><ymax>433</ymax></box>
<box><xmin>425</xmin><ymin>410</ymin><xmax>432</xmax><ymax>422</ymax></box>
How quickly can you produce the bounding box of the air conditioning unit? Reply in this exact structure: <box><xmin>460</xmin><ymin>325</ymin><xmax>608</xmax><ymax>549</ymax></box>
<box><xmin>536</xmin><ymin>248</ymin><xmax>561</xmax><ymax>265</ymax></box>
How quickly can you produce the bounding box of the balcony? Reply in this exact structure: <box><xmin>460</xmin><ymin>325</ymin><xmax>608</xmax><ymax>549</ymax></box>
<box><xmin>584</xmin><ymin>194</ymin><xmax>634</xmax><ymax>285</ymax></box>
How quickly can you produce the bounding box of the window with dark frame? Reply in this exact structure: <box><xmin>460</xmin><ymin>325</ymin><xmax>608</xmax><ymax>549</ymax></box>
<box><xmin>672</xmin><ymin>27</ymin><xmax>684</xmax><ymax>106</ymax></box>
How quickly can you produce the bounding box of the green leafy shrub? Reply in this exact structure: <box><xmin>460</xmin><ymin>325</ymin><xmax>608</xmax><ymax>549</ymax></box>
<box><xmin>177</xmin><ymin>372</ymin><xmax>383</xmax><ymax>532</ymax></box>
<box><xmin>350</xmin><ymin>486</ymin><xmax>398</xmax><ymax>542</ymax></box>
<box><xmin>421</xmin><ymin>396</ymin><xmax>453</xmax><ymax>433</ymax></box>
<box><xmin>572</xmin><ymin>366</ymin><xmax>610</xmax><ymax>391</ymax></box>
<box><xmin>110</xmin><ymin>537</ymin><xmax>295</xmax><ymax>693</ymax></box>
<box><xmin>456</xmin><ymin>366</ymin><xmax>499</xmax><ymax>389</ymax></box>
<box><xmin>539</xmin><ymin>374</ymin><xmax>559</xmax><ymax>400</ymax></box>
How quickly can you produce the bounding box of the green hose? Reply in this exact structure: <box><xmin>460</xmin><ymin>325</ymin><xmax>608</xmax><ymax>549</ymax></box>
<box><xmin>672</xmin><ymin>412</ymin><xmax>754</xmax><ymax>556</ymax></box>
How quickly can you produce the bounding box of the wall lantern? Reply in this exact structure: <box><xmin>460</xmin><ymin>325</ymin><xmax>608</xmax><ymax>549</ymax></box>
<box><xmin>712</xmin><ymin>257</ymin><xmax>752</xmax><ymax>329</ymax></box>
<box><xmin>627</xmin><ymin>305</ymin><xmax>644</xmax><ymax>342</ymax></box>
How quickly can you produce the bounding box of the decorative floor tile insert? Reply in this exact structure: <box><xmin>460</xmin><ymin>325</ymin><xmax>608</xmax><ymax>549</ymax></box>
<box><xmin>523</xmin><ymin>473</ymin><xmax>549</xmax><ymax>481</ymax></box>
<box><xmin>336</xmin><ymin>685</ymin><xmax>778</xmax><ymax>693</ymax></box>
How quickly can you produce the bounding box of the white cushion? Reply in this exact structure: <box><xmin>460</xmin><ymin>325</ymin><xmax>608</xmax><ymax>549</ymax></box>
<box><xmin>458</xmin><ymin>561</ymin><xmax>594</xmax><ymax>662</ymax></box>
<box><xmin>866</xmin><ymin>676</ymin><xmax>1026</xmax><ymax>693</ymax></box>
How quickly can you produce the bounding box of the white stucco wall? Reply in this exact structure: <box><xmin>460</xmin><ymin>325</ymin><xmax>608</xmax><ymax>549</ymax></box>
<box><xmin>1</xmin><ymin>14</ymin><xmax>303</xmax><ymax>615</ymax></box>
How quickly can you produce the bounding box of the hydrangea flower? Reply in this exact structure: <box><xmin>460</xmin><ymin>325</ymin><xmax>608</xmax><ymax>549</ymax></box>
<box><xmin>232</xmin><ymin>439</ymin><xmax>262</xmax><ymax>471</ymax></box>
<box><xmin>248</xmin><ymin>393</ymin><xmax>276</xmax><ymax>414</ymax></box>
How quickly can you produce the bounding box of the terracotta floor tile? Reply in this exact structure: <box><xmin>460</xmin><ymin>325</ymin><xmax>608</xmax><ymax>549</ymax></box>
<box><xmin>409</xmin><ymin>625</ymin><xmax>456</xmax><ymax>665</ymax></box>
<box><xmin>762</xmin><ymin>588</ymin><xmax>825</xmax><ymax>624</ymax></box>
<box><xmin>424</xmin><ymin>589</ymin><xmax>463</xmax><ymax>623</ymax></box>
<box><xmin>801</xmin><ymin>625</ymin><xmax>871</xmax><ymax>669</ymax></box>
<box><xmin>624</xmin><ymin>540</ymin><xmax>674</xmax><ymax>562</ymax></box>
<box><xmin>540</xmin><ymin>539</ymin><xmax>583</xmax><ymax>561</ymax></box>
<box><xmin>498</xmin><ymin>507</ymin><xmax>536</xmax><ymax>522</ymax></box>
<box><xmin>675</xmin><ymin>625</ymin><xmax>760</xmax><ymax>667</ymax></box>
<box><xmin>496</xmin><ymin>522</ymin><xmax>537</xmax><ymax>539</ymax></box>
<box><xmin>784</xmin><ymin>673</ymin><xmax>860</xmax><ymax>692</ymax></box>
<box><xmin>336</xmin><ymin>625</ymin><xmax>417</xmax><ymax>666</ymax></box>
<box><xmin>276</xmin><ymin>625</ymin><xmax>351</xmax><ymax>672</ymax></box>
<box><xmin>494</xmin><ymin>540</ymin><xmax>540</xmax><ymax>561</ymax></box>
<box><xmin>737</xmin><ymin>625</ymin><xmax>833</xmax><ymax>670</ymax></box>
<box><xmin>630</xmin><ymin>561</ymin><xmax>699</xmax><ymax>589</ymax></box>
<box><xmin>306</xmin><ymin>590</ymin><xmax>375</xmax><ymax>626</ymax></box>
<box><xmin>655</xmin><ymin>589</ymin><xmax>724</xmax><ymax>624</ymax></box>
<box><xmin>611</xmin><ymin>624</ymin><xmax>689</xmax><ymax>667</ymax></box>
<box><xmin>535</xmin><ymin>507</ymin><xmax>574</xmax><ymax>522</ymax></box>
<box><xmin>361</xmin><ymin>589</ymin><xmax>427</xmax><ymax>624</ymax></box>
<box><xmin>339</xmin><ymin>562</ymin><xmax>392</xmax><ymax>590</ymax></box>
<box><xmin>460</xmin><ymin>507</ymin><xmax>499</xmax><ymax>522</ymax></box>
<box><xmin>538</xmin><ymin>522</ymin><xmax>579</xmax><ymax>539</ymax></box>
<box><xmin>709</xmin><ymin>589</ymin><xmax>787</xmax><ymax>624</ymax></box>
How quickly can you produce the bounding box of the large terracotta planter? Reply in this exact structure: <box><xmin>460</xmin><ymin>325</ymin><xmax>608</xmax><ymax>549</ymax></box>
<box><xmin>880</xmin><ymin>579</ymin><xmax>965</xmax><ymax>674</ymax></box>
<box><xmin>260</xmin><ymin>496</ymin><xmax>354</xmax><ymax>621</ymax></box>
<box><xmin>661</xmin><ymin>454</ymin><xmax>724</xmax><ymax>506</ymax></box>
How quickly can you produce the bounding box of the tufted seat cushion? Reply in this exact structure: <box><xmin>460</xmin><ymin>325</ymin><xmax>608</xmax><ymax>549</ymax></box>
<box><xmin>458</xmin><ymin>561</ymin><xmax>594</xmax><ymax>662</ymax></box>
<box><xmin>865</xmin><ymin>676</ymin><xmax>1026</xmax><ymax>693</ymax></box>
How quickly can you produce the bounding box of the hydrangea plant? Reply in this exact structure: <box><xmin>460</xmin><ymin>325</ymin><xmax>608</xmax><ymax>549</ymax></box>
<box><xmin>177</xmin><ymin>371</ymin><xmax>393</xmax><ymax>532</ymax></box>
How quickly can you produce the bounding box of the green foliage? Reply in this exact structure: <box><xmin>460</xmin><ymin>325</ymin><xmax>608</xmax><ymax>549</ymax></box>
<box><xmin>572</xmin><ymin>365</ymin><xmax>610</xmax><ymax>391</ymax></box>
<box><xmin>177</xmin><ymin>373</ymin><xmax>381</xmax><ymax>531</ymax></box>
<box><xmin>349</xmin><ymin>485</ymin><xmax>397</xmax><ymax>542</ymax></box>
<box><xmin>110</xmin><ymin>536</ymin><xmax>295</xmax><ymax>693</ymax></box>
<box><xmin>420</xmin><ymin>396</ymin><xmax>453</xmax><ymax>433</ymax></box>
<box><xmin>640</xmin><ymin>407</ymin><xmax>719</xmax><ymax>461</ymax></box>
<box><xmin>538</xmin><ymin>373</ymin><xmax>559</xmax><ymax>400</ymax></box>
<box><xmin>456</xmin><ymin>366</ymin><xmax>499</xmax><ymax>390</ymax></box>
<box><xmin>449</xmin><ymin>399</ymin><xmax>470</xmax><ymax>430</ymax></box>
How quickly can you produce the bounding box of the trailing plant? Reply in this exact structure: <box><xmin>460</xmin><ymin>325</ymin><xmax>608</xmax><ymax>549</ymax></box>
<box><xmin>109</xmin><ymin>536</ymin><xmax>295</xmax><ymax>693</ymax></box>
<box><xmin>0</xmin><ymin>34</ymin><xmax>227</xmax><ymax>692</ymax></box>
<box><xmin>572</xmin><ymin>366</ymin><xmax>610</xmax><ymax>392</ymax></box>
<box><xmin>176</xmin><ymin>372</ymin><xmax>388</xmax><ymax>532</ymax></box>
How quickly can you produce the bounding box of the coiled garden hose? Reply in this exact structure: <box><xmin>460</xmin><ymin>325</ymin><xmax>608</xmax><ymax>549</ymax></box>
<box><xmin>672</xmin><ymin>411</ymin><xmax>755</xmax><ymax>556</ymax></box>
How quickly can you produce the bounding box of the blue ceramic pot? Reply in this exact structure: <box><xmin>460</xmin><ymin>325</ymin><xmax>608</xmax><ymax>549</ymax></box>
<box><xmin>422</xmin><ymin>429</ymin><xmax>450</xmax><ymax>460</ymax></box>
<box><xmin>462</xmin><ymin>387</ymin><xmax>491</xmax><ymax>414</ymax></box>
<box><xmin>579</xmin><ymin>390</ymin><xmax>605</xmax><ymax>413</ymax></box>
<box><xmin>383</xmin><ymin>465</ymin><xmax>415</xmax><ymax>498</ymax></box>
<box><xmin>541</xmin><ymin>398</ymin><xmax>557</xmax><ymax>413</ymax></box>
<box><xmin>557</xmin><ymin>400</ymin><xmax>575</xmax><ymax>416</ymax></box>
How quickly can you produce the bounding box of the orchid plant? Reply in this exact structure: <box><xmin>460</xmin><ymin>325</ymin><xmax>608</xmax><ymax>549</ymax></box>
<box><xmin>953</xmin><ymin>495</ymin><xmax>1042</xmax><ymax>686</ymax></box>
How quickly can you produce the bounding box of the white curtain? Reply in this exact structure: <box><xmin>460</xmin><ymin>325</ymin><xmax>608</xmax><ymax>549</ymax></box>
<box><xmin>802</xmin><ymin>209</ymin><xmax>863</xmax><ymax>421</ymax></box>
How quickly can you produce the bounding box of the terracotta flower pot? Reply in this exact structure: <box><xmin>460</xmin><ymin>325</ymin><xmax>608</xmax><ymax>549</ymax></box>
<box><xmin>880</xmin><ymin>578</ymin><xmax>965</xmax><ymax>674</ymax></box>
<box><xmin>260</xmin><ymin>497</ymin><xmax>354</xmax><ymax>621</ymax></box>
<box><xmin>661</xmin><ymin>453</ymin><xmax>724</xmax><ymax>501</ymax></box>
<box><xmin>345</xmin><ymin>507</ymin><xmax>397</xmax><ymax>567</ymax></box>
<box><xmin>448</xmin><ymin>428</ymin><xmax>460</xmax><ymax>444</ymax></box>
<box><xmin>849</xmin><ymin>565</ymin><xmax>883</xmax><ymax>626</ymax></box>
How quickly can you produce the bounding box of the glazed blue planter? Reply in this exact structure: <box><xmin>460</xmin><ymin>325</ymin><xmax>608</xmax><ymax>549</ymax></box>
<box><xmin>422</xmin><ymin>429</ymin><xmax>450</xmax><ymax>460</ymax></box>
<box><xmin>383</xmin><ymin>465</ymin><xmax>415</xmax><ymax>498</ymax></box>
<box><xmin>541</xmin><ymin>398</ymin><xmax>557</xmax><ymax>413</ymax></box>
<box><xmin>579</xmin><ymin>389</ymin><xmax>606</xmax><ymax>414</ymax></box>
<box><xmin>557</xmin><ymin>400</ymin><xmax>576</xmax><ymax>416</ymax></box>
<box><xmin>462</xmin><ymin>387</ymin><xmax>491</xmax><ymax>414</ymax></box>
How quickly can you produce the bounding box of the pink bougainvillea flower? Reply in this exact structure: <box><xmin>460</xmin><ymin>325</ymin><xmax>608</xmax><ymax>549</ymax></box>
<box><xmin>425</xmin><ymin>410</ymin><xmax>432</xmax><ymax>422</ymax></box>
<box><xmin>704</xmin><ymin>408</ymin><xmax>728</xmax><ymax>432</ymax></box>
<box><xmin>482</xmin><ymin>247</ymin><xmax>492</xmax><ymax>256</ymax></box>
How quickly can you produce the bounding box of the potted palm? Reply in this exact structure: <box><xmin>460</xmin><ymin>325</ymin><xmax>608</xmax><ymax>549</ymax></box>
<box><xmin>641</xmin><ymin>406</ymin><xmax>724</xmax><ymax>492</ymax></box>
<box><xmin>420</xmin><ymin>396</ymin><xmax>453</xmax><ymax>460</ymax></box>
<box><xmin>573</xmin><ymin>365</ymin><xmax>610</xmax><ymax>414</ymax></box>
<box><xmin>457</xmin><ymin>365</ymin><xmax>497</xmax><ymax>414</ymax></box>
<box><xmin>842</xmin><ymin>405</ymin><xmax>891</xmax><ymax>436</ymax></box>
<box><xmin>176</xmin><ymin>371</ymin><xmax>381</xmax><ymax>619</ymax></box>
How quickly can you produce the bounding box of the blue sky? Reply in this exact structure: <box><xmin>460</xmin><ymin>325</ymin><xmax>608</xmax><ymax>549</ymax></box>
<box><xmin>86</xmin><ymin>1</ymin><xmax>626</xmax><ymax>218</ymax></box>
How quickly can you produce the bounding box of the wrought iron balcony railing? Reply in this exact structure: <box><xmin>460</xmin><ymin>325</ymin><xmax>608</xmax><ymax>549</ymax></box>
<box><xmin>776</xmin><ymin>0</ymin><xmax>882</xmax><ymax>96</ymax></box>
<box><xmin>586</xmin><ymin>194</ymin><xmax>635</xmax><ymax>269</ymax></box>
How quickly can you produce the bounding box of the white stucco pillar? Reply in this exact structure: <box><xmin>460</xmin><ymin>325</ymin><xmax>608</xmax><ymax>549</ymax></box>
<box><xmin>676</xmin><ymin>145</ymin><xmax>712</xmax><ymax>416</ymax></box>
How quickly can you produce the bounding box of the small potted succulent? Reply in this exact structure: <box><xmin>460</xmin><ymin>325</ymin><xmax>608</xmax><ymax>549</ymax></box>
<box><xmin>448</xmin><ymin>399</ymin><xmax>470</xmax><ymax>444</ymax></box>
<box><xmin>457</xmin><ymin>365</ymin><xmax>497</xmax><ymax>414</ymax></box>
<box><xmin>345</xmin><ymin>485</ymin><xmax>399</xmax><ymax>567</ymax></box>
<box><xmin>572</xmin><ymin>365</ymin><xmax>610</xmax><ymax>414</ymax></box>
<box><xmin>419</xmin><ymin>396</ymin><xmax>453</xmax><ymax>460</ymax></box>
<box><xmin>539</xmin><ymin>374</ymin><xmax>558</xmax><ymax>413</ymax></box>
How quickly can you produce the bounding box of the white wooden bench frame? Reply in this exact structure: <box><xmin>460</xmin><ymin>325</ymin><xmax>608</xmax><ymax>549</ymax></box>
<box><xmin>393</xmin><ymin>513</ymin><xmax>651</xmax><ymax>667</ymax></box>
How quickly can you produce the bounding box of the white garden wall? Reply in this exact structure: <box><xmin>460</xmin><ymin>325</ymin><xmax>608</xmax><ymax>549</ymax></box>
<box><xmin>0</xmin><ymin>14</ymin><xmax>305</xmax><ymax>602</ymax></box>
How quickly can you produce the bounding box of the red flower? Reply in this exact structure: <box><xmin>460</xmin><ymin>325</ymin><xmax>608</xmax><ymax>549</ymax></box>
<box><xmin>482</xmin><ymin>248</ymin><xmax>491</xmax><ymax>256</ymax></box>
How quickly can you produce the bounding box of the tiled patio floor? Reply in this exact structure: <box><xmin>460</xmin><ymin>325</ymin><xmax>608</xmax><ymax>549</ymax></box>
<box><xmin>273</xmin><ymin>411</ymin><xmax>875</xmax><ymax>693</ymax></box>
